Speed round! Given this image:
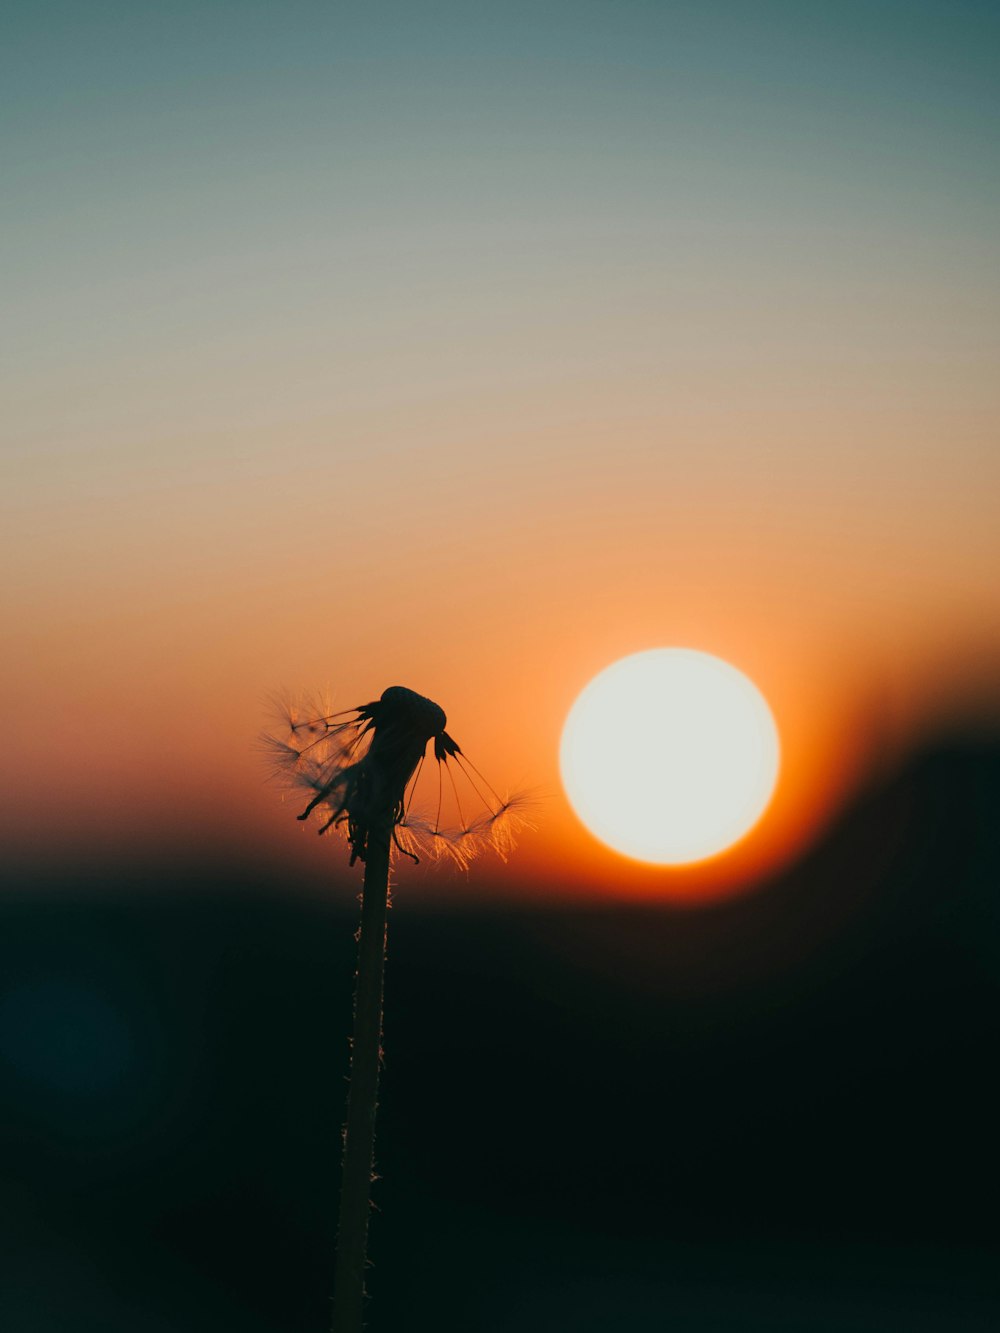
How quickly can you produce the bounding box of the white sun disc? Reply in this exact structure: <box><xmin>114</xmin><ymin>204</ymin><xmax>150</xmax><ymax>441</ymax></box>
<box><xmin>560</xmin><ymin>649</ymin><xmax>780</xmax><ymax>864</ymax></box>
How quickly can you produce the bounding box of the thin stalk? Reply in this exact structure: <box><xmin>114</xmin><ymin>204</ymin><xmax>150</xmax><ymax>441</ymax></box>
<box><xmin>331</xmin><ymin>814</ymin><xmax>392</xmax><ymax>1333</ymax></box>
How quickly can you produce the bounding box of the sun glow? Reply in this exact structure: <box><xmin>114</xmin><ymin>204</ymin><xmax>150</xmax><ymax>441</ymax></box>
<box><xmin>560</xmin><ymin>649</ymin><xmax>780</xmax><ymax>865</ymax></box>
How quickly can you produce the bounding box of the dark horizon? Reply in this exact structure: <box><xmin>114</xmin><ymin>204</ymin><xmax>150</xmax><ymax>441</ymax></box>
<box><xmin>2</xmin><ymin>728</ymin><xmax>998</xmax><ymax>1329</ymax></box>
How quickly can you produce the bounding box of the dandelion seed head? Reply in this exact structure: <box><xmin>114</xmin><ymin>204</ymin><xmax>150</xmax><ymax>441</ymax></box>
<box><xmin>261</xmin><ymin>683</ymin><xmax>532</xmax><ymax>872</ymax></box>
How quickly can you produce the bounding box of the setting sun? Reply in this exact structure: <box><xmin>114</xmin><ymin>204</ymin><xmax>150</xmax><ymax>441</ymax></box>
<box><xmin>560</xmin><ymin>649</ymin><xmax>780</xmax><ymax>864</ymax></box>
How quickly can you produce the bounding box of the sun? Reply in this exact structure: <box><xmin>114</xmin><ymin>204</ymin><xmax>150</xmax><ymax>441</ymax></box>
<box><xmin>559</xmin><ymin>649</ymin><xmax>780</xmax><ymax>864</ymax></box>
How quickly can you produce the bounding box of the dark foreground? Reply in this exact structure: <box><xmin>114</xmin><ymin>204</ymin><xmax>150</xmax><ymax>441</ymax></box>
<box><xmin>1</xmin><ymin>736</ymin><xmax>998</xmax><ymax>1331</ymax></box>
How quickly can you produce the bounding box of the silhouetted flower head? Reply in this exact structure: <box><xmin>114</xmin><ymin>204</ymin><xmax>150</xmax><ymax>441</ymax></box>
<box><xmin>262</xmin><ymin>685</ymin><xmax>531</xmax><ymax>868</ymax></box>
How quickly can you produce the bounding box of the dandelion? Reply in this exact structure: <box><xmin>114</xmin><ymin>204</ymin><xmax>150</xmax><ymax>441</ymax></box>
<box><xmin>260</xmin><ymin>685</ymin><xmax>532</xmax><ymax>1333</ymax></box>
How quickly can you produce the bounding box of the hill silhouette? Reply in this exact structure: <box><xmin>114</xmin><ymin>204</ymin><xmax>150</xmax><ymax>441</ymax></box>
<box><xmin>1</xmin><ymin>733</ymin><xmax>997</xmax><ymax>1330</ymax></box>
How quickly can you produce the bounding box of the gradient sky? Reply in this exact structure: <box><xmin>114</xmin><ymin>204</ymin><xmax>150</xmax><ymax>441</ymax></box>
<box><xmin>4</xmin><ymin>1</ymin><xmax>999</xmax><ymax>900</ymax></box>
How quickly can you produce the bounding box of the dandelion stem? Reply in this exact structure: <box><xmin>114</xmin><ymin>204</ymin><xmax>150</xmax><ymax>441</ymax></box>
<box><xmin>331</xmin><ymin>813</ymin><xmax>392</xmax><ymax>1333</ymax></box>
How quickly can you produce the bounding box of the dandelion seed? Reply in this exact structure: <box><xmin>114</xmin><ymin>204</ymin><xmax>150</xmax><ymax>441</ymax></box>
<box><xmin>260</xmin><ymin>684</ymin><xmax>533</xmax><ymax>869</ymax></box>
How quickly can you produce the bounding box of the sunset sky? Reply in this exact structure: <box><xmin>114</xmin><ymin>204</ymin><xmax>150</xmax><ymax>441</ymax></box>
<box><xmin>4</xmin><ymin>1</ymin><xmax>999</xmax><ymax>901</ymax></box>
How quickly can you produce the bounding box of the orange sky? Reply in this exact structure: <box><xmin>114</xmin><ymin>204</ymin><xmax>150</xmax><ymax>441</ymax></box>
<box><xmin>4</xmin><ymin>4</ymin><xmax>999</xmax><ymax>903</ymax></box>
<box><xmin>6</xmin><ymin>393</ymin><xmax>999</xmax><ymax>903</ymax></box>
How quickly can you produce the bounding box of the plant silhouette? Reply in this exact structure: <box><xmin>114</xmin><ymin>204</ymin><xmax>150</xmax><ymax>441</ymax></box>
<box><xmin>262</xmin><ymin>685</ymin><xmax>530</xmax><ymax>1332</ymax></box>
